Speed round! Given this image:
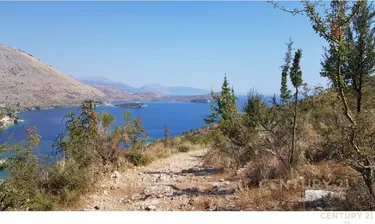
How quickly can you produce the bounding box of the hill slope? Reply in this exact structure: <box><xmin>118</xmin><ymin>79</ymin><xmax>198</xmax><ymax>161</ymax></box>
<box><xmin>91</xmin><ymin>85</ymin><xmax>135</xmax><ymax>101</ymax></box>
<box><xmin>0</xmin><ymin>44</ymin><xmax>105</xmax><ymax>109</ymax></box>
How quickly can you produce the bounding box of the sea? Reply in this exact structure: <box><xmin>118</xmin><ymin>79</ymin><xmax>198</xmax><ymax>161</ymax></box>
<box><xmin>0</xmin><ymin>97</ymin><xmax>256</xmax><ymax>179</ymax></box>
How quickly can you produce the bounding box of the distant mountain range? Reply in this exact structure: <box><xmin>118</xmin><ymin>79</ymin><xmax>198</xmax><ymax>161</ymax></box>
<box><xmin>76</xmin><ymin>76</ymin><xmax>210</xmax><ymax>96</ymax></box>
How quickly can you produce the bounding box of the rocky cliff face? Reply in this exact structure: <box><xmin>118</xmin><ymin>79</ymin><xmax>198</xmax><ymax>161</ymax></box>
<box><xmin>0</xmin><ymin>44</ymin><xmax>105</xmax><ymax>110</ymax></box>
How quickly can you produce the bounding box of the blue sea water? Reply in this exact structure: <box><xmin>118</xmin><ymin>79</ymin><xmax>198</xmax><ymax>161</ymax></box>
<box><xmin>0</xmin><ymin>96</ymin><xmax>259</xmax><ymax>180</ymax></box>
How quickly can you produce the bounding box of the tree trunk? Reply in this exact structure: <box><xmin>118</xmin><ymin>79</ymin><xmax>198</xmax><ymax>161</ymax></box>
<box><xmin>357</xmin><ymin>73</ymin><xmax>363</xmax><ymax>114</ymax></box>
<box><xmin>289</xmin><ymin>87</ymin><xmax>298</xmax><ymax>167</ymax></box>
<box><xmin>362</xmin><ymin>159</ymin><xmax>375</xmax><ymax>202</ymax></box>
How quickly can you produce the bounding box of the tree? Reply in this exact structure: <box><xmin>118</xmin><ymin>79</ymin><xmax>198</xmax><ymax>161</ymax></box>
<box><xmin>272</xmin><ymin>0</ymin><xmax>375</xmax><ymax>202</ymax></box>
<box><xmin>345</xmin><ymin>2</ymin><xmax>375</xmax><ymax>113</ymax></box>
<box><xmin>289</xmin><ymin>48</ymin><xmax>303</xmax><ymax>166</ymax></box>
<box><xmin>164</xmin><ymin>124</ymin><xmax>170</xmax><ymax>147</ymax></box>
<box><xmin>280</xmin><ymin>39</ymin><xmax>293</xmax><ymax>103</ymax></box>
<box><xmin>204</xmin><ymin>75</ymin><xmax>238</xmax><ymax>125</ymax></box>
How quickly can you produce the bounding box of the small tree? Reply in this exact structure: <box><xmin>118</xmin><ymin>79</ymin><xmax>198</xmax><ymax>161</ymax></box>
<box><xmin>204</xmin><ymin>74</ymin><xmax>238</xmax><ymax>125</ymax></box>
<box><xmin>164</xmin><ymin>124</ymin><xmax>170</xmax><ymax>147</ymax></box>
<box><xmin>243</xmin><ymin>41</ymin><xmax>305</xmax><ymax>171</ymax></box>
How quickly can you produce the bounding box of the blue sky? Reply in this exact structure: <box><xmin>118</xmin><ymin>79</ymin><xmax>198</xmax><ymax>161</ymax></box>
<box><xmin>0</xmin><ymin>1</ymin><xmax>328</xmax><ymax>95</ymax></box>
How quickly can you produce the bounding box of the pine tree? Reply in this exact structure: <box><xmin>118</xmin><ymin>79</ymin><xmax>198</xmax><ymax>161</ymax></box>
<box><xmin>346</xmin><ymin>1</ymin><xmax>375</xmax><ymax>113</ymax></box>
<box><xmin>204</xmin><ymin>75</ymin><xmax>238</xmax><ymax>124</ymax></box>
<box><xmin>289</xmin><ymin>48</ymin><xmax>303</xmax><ymax>166</ymax></box>
<box><xmin>164</xmin><ymin>124</ymin><xmax>170</xmax><ymax>147</ymax></box>
<box><xmin>321</xmin><ymin>1</ymin><xmax>375</xmax><ymax>114</ymax></box>
<box><xmin>280</xmin><ymin>39</ymin><xmax>293</xmax><ymax>103</ymax></box>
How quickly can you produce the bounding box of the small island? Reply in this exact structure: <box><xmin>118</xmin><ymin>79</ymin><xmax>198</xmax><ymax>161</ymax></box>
<box><xmin>114</xmin><ymin>102</ymin><xmax>147</xmax><ymax>108</ymax></box>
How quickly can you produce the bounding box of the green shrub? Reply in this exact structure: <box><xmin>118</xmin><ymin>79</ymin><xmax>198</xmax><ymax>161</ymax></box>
<box><xmin>123</xmin><ymin>150</ymin><xmax>152</xmax><ymax>166</ymax></box>
<box><xmin>177</xmin><ymin>141</ymin><xmax>193</xmax><ymax>152</ymax></box>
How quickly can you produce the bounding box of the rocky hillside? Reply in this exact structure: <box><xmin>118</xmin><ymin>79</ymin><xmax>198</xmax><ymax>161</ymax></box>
<box><xmin>0</xmin><ymin>44</ymin><xmax>105</xmax><ymax>110</ymax></box>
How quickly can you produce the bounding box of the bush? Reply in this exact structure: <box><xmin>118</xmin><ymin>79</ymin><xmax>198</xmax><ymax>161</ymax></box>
<box><xmin>123</xmin><ymin>150</ymin><xmax>152</xmax><ymax>166</ymax></box>
<box><xmin>0</xmin><ymin>101</ymin><xmax>151</xmax><ymax>210</ymax></box>
<box><xmin>242</xmin><ymin>153</ymin><xmax>288</xmax><ymax>187</ymax></box>
<box><xmin>145</xmin><ymin>141</ymin><xmax>175</xmax><ymax>159</ymax></box>
<box><xmin>344</xmin><ymin>181</ymin><xmax>375</xmax><ymax>211</ymax></box>
<box><xmin>177</xmin><ymin>141</ymin><xmax>193</xmax><ymax>152</ymax></box>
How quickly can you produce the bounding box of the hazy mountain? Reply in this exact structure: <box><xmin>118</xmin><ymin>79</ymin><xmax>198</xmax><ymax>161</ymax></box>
<box><xmin>167</xmin><ymin>86</ymin><xmax>210</xmax><ymax>96</ymax></box>
<box><xmin>78</xmin><ymin>76</ymin><xmax>210</xmax><ymax>95</ymax></box>
<box><xmin>76</xmin><ymin>76</ymin><xmax>138</xmax><ymax>93</ymax></box>
<box><xmin>138</xmin><ymin>83</ymin><xmax>169</xmax><ymax>94</ymax></box>
<box><xmin>0</xmin><ymin>44</ymin><xmax>105</xmax><ymax>110</ymax></box>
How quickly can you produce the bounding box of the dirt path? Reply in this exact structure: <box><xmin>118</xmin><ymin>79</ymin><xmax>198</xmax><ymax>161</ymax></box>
<box><xmin>78</xmin><ymin>149</ymin><xmax>241</xmax><ymax>211</ymax></box>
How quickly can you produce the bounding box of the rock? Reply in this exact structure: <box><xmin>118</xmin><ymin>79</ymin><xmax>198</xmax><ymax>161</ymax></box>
<box><xmin>219</xmin><ymin>179</ymin><xmax>225</xmax><ymax>182</ymax></box>
<box><xmin>212</xmin><ymin>181</ymin><xmax>231</xmax><ymax>187</ymax></box>
<box><xmin>103</xmin><ymin>190</ymin><xmax>108</xmax><ymax>196</ymax></box>
<box><xmin>158</xmin><ymin>174</ymin><xmax>169</xmax><ymax>181</ymax></box>
<box><xmin>156</xmin><ymin>194</ymin><xmax>163</xmax><ymax>198</ymax></box>
<box><xmin>304</xmin><ymin>190</ymin><xmax>332</xmax><ymax>202</ymax></box>
<box><xmin>131</xmin><ymin>194</ymin><xmax>143</xmax><ymax>201</ymax></box>
<box><xmin>94</xmin><ymin>206</ymin><xmax>100</xmax><ymax>210</ymax></box>
<box><xmin>111</xmin><ymin>171</ymin><xmax>121</xmax><ymax>179</ymax></box>
<box><xmin>143</xmin><ymin>185</ymin><xmax>174</xmax><ymax>197</ymax></box>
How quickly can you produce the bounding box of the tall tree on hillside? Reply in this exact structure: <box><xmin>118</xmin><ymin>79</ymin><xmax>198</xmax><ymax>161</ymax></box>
<box><xmin>164</xmin><ymin>124</ymin><xmax>170</xmax><ymax>147</ymax></box>
<box><xmin>271</xmin><ymin>0</ymin><xmax>375</xmax><ymax>202</ymax></box>
<box><xmin>288</xmin><ymin>49</ymin><xmax>303</xmax><ymax>166</ymax></box>
<box><xmin>280</xmin><ymin>39</ymin><xmax>293</xmax><ymax>103</ymax></box>
<box><xmin>204</xmin><ymin>75</ymin><xmax>238</xmax><ymax>124</ymax></box>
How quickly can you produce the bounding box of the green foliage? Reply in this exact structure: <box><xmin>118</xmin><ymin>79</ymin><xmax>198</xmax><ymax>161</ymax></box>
<box><xmin>280</xmin><ymin>39</ymin><xmax>293</xmax><ymax>102</ymax></box>
<box><xmin>0</xmin><ymin>100</ymin><xmax>151</xmax><ymax>210</ymax></box>
<box><xmin>53</xmin><ymin>100</ymin><xmax>99</xmax><ymax>168</ymax></box>
<box><xmin>164</xmin><ymin>124</ymin><xmax>170</xmax><ymax>147</ymax></box>
<box><xmin>243</xmin><ymin>89</ymin><xmax>268</xmax><ymax>129</ymax></box>
<box><xmin>123</xmin><ymin>150</ymin><xmax>151</xmax><ymax>166</ymax></box>
<box><xmin>99</xmin><ymin>112</ymin><xmax>115</xmax><ymax>133</ymax></box>
<box><xmin>0</xmin><ymin>126</ymin><xmax>59</xmax><ymax>211</ymax></box>
<box><xmin>204</xmin><ymin>75</ymin><xmax>238</xmax><ymax>125</ymax></box>
<box><xmin>290</xmin><ymin>49</ymin><xmax>303</xmax><ymax>89</ymax></box>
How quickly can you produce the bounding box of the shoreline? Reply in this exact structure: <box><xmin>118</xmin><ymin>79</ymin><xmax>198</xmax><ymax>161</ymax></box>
<box><xmin>0</xmin><ymin>115</ymin><xmax>24</xmax><ymax>130</ymax></box>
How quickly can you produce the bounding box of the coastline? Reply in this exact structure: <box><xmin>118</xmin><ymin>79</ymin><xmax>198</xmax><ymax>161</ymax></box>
<box><xmin>0</xmin><ymin>115</ymin><xmax>24</xmax><ymax>130</ymax></box>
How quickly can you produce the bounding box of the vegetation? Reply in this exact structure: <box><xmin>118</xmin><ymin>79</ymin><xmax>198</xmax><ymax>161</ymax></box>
<box><xmin>164</xmin><ymin>124</ymin><xmax>170</xmax><ymax>147</ymax></box>
<box><xmin>0</xmin><ymin>100</ymin><xmax>210</xmax><ymax>210</ymax></box>
<box><xmin>3</xmin><ymin>0</ymin><xmax>375</xmax><ymax>211</ymax></box>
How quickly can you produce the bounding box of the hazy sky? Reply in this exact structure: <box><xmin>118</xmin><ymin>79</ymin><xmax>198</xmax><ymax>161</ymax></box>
<box><xmin>0</xmin><ymin>1</ymin><xmax>328</xmax><ymax>95</ymax></box>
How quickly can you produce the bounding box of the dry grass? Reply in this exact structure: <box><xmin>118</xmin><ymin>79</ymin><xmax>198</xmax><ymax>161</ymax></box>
<box><xmin>296</xmin><ymin>162</ymin><xmax>359</xmax><ymax>182</ymax></box>
<box><xmin>235</xmin><ymin>187</ymin><xmax>304</xmax><ymax>211</ymax></box>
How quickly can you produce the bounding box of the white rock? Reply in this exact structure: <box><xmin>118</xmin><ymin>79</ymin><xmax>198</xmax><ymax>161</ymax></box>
<box><xmin>143</xmin><ymin>185</ymin><xmax>174</xmax><ymax>197</ymax></box>
<box><xmin>111</xmin><ymin>171</ymin><xmax>121</xmax><ymax>179</ymax></box>
<box><xmin>304</xmin><ymin>190</ymin><xmax>332</xmax><ymax>202</ymax></box>
<box><xmin>131</xmin><ymin>194</ymin><xmax>143</xmax><ymax>200</ymax></box>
